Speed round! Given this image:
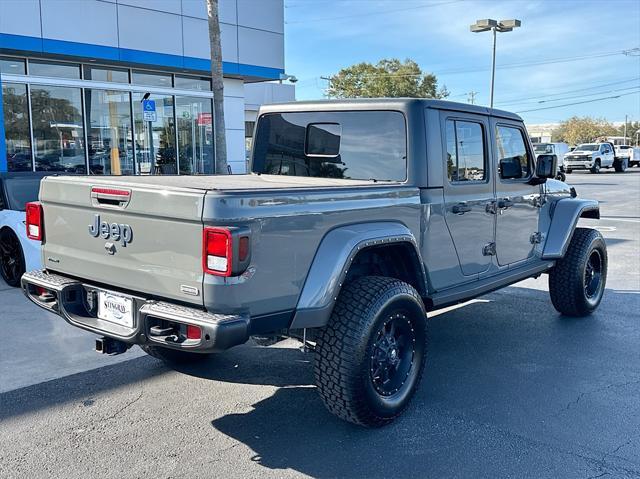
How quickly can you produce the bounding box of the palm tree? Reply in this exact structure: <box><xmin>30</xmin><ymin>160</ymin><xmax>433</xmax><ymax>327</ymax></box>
<box><xmin>207</xmin><ymin>0</ymin><xmax>228</xmax><ymax>174</ymax></box>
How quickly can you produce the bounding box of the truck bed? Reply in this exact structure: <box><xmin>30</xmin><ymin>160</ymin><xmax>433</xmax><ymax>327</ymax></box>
<box><xmin>44</xmin><ymin>174</ymin><xmax>387</xmax><ymax>193</ymax></box>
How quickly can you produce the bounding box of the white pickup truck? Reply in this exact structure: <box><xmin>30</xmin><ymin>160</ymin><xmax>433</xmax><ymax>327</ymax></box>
<box><xmin>564</xmin><ymin>142</ymin><xmax>617</xmax><ymax>174</ymax></box>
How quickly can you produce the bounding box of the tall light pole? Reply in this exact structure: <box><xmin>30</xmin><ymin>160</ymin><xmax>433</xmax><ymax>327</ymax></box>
<box><xmin>470</xmin><ymin>19</ymin><xmax>521</xmax><ymax>109</ymax></box>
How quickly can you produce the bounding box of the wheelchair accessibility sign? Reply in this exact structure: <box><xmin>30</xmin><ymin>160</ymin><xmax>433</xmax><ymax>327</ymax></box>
<box><xmin>142</xmin><ymin>99</ymin><xmax>157</xmax><ymax>122</ymax></box>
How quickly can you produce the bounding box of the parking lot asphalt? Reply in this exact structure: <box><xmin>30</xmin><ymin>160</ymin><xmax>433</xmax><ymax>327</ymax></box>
<box><xmin>1</xmin><ymin>170</ymin><xmax>639</xmax><ymax>479</ymax></box>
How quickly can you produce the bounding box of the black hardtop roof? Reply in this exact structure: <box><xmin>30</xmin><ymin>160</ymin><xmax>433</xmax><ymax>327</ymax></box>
<box><xmin>259</xmin><ymin>98</ymin><xmax>522</xmax><ymax>121</ymax></box>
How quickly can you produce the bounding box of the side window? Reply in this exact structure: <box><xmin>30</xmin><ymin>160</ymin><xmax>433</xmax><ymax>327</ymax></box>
<box><xmin>445</xmin><ymin>119</ymin><xmax>486</xmax><ymax>182</ymax></box>
<box><xmin>496</xmin><ymin>125</ymin><xmax>531</xmax><ymax>180</ymax></box>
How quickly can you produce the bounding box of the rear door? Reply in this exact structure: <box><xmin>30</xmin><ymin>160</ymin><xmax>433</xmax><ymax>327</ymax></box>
<box><xmin>40</xmin><ymin>177</ymin><xmax>206</xmax><ymax>305</ymax></box>
<box><xmin>492</xmin><ymin>119</ymin><xmax>541</xmax><ymax>266</ymax></box>
<box><xmin>441</xmin><ymin>112</ymin><xmax>495</xmax><ymax>277</ymax></box>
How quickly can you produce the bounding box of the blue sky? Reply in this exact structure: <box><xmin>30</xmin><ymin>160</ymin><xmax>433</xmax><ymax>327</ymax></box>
<box><xmin>284</xmin><ymin>0</ymin><xmax>640</xmax><ymax>124</ymax></box>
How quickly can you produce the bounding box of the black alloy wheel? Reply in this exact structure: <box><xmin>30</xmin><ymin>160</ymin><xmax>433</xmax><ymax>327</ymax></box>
<box><xmin>584</xmin><ymin>249</ymin><xmax>603</xmax><ymax>301</ymax></box>
<box><xmin>0</xmin><ymin>229</ymin><xmax>26</xmax><ymax>287</ymax></box>
<box><xmin>370</xmin><ymin>313</ymin><xmax>417</xmax><ymax>397</ymax></box>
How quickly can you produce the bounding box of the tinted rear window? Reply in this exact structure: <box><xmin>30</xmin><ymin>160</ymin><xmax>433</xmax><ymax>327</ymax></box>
<box><xmin>252</xmin><ymin>111</ymin><xmax>407</xmax><ymax>181</ymax></box>
<box><xmin>3</xmin><ymin>177</ymin><xmax>42</xmax><ymax>211</ymax></box>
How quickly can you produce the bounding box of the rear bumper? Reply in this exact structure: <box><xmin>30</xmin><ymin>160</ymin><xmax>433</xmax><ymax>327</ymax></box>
<box><xmin>21</xmin><ymin>270</ymin><xmax>250</xmax><ymax>353</ymax></box>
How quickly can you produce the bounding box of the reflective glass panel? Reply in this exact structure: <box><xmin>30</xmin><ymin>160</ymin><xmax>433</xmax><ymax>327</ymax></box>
<box><xmin>174</xmin><ymin>75</ymin><xmax>211</xmax><ymax>91</ymax></box>
<box><xmin>133</xmin><ymin>93</ymin><xmax>176</xmax><ymax>175</ymax></box>
<box><xmin>0</xmin><ymin>56</ymin><xmax>26</xmax><ymax>75</ymax></box>
<box><xmin>85</xmin><ymin>89</ymin><xmax>134</xmax><ymax>175</ymax></box>
<box><xmin>29</xmin><ymin>60</ymin><xmax>81</xmax><ymax>79</ymax></box>
<box><xmin>2</xmin><ymin>82</ymin><xmax>32</xmax><ymax>171</ymax></box>
<box><xmin>83</xmin><ymin>65</ymin><xmax>129</xmax><ymax>83</ymax></box>
<box><xmin>31</xmin><ymin>85</ymin><xmax>86</xmax><ymax>172</ymax></box>
<box><xmin>176</xmin><ymin>96</ymin><xmax>214</xmax><ymax>174</ymax></box>
<box><xmin>132</xmin><ymin>70</ymin><xmax>172</xmax><ymax>88</ymax></box>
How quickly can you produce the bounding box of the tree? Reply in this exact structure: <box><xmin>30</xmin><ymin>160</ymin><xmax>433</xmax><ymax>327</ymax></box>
<box><xmin>551</xmin><ymin>116</ymin><xmax>617</xmax><ymax>145</ymax></box>
<box><xmin>616</xmin><ymin>120</ymin><xmax>640</xmax><ymax>145</ymax></box>
<box><xmin>207</xmin><ymin>0</ymin><xmax>228</xmax><ymax>174</ymax></box>
<box><xmin>327</xmin><ymin>59</ymin><xmax>449</xmax><ymax>99</ymax></box>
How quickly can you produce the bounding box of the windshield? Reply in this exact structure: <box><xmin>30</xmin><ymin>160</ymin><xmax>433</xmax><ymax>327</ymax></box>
<box><xmin>534</xmin><ymin>144</ymin><xmax>553</xmax><ymax>153</ymax></box>
<box><xmin>575</xmin><ymin>144</ymin><xmax>599</xmax><ymax>151</ymax></box>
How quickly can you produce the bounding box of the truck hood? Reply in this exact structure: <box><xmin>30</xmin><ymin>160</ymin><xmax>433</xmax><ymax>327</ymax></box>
<box><xmin>567</xmin><ymin>150</ymin><xmax>595</xmax><ymax>156</ymax></box>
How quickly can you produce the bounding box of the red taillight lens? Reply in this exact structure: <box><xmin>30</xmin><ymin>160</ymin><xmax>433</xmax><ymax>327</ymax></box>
<box><xmin>203</xmin><ymin>227</ymin><xmax>232</xmax><ymax>276</ymax></box>
<box><xmin>186</xmin><ymin>325</ymin><xmax>202</xmax><ymax>340</ymax></box>
<box><xmin>26</xmin><ymin>202</ymin><xmax>43</xmax><ymax>241</ymax></box>
<box><xmin>238</xmin><ymin>236</ymin><xmax>250</xmax><ymax>262</ymax></box>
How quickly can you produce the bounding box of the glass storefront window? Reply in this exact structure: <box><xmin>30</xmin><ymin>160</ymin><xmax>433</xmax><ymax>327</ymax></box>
<box><xmin>29</xmin><ymin>60</ymin><xmax>81</xmax><ymax>79</ymax></box>
<box><xmin>0</xmin><ymin>56</ymin><xmax>26</xmax><ymax>75</ymax></box>
<box><xmin>83</xmin><ymin>66</ymin><xmax>129</xmax><ymax>83</ymax></box>
<box><xmin>175</xmin><ymin>75</ymin><xmax>211</xmax><ymax>91</ymax></box>
<box><xmin>31</xmin><ymin>85</ymin><xmax>86</xmax><ymax>173</ymax></box>
<box><xmin>133</xmin><ymin>93</ymin><xmax>176</xmax><ymax>174</ymax></box>
<box><xmin>2</xmin><ymin>82</ymin><xmax>32</xmax><ymax>171</ymax></box>
<box><xmin>132</xmin><ymin>70</ymin><xmax>172</xmax><ymax>88</ymax></box>
<box><xmin>85</xmin><ymin>89</ymin><xmax>134</xmax><ymax>175</ymax></box>
<box><xmin>176</xmin><ymin>96</ymin><xmax>214</xmax><ymax>174</ymax></box>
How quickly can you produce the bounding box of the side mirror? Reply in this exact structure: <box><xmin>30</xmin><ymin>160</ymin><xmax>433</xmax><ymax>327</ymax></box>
<box><xmin>535</xmin><ymin>154</ymin><xmax>557</xmax><ymax>178</ymax></box>
<box><xmin>499</xmin><ymin>157</ymin><xmax>523</xmax><ymax>179</ymax></box>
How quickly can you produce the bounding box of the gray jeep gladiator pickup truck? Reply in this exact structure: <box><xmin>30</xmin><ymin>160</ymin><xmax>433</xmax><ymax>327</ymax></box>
<box><xmin>22</xmin><ymin>99</ymin><xmax>607</xmax><ymax>427</ymax></box>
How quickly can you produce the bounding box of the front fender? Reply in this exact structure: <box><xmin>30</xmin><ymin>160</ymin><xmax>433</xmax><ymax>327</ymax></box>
<box><xmin>542</xmin><ymin>198</ymin><xmax>599</xmax><ymax>260</ymax></box>
<box><xmin>290</xmin><ymin>222</ymin><xmax>423</xmax><ymax>329</ymax></box>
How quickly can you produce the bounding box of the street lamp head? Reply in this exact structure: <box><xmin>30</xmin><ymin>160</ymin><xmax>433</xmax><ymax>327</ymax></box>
<box><xmin>470</xmin><ymin>18</ymin><xmax>497</xmax><ymax>32</ymax></box>
<box><xmin>499</xmin><ymin>19</ymin><xmax>521</xmax><ymax>29</ymax></box>
<box><xmin>470</xmin><ymin>18</ymin><xmax>521</xmax><ymax>33</ymax></box>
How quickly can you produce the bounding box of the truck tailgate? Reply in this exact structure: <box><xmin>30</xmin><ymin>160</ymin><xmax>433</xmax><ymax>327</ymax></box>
<box><xmin>39</xmin><ymin>177</ymin><xmax>206</xmax><ymax>306</ymax></box>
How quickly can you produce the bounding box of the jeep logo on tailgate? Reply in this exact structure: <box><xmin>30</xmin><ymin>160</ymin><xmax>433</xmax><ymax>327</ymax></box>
<box><xmin>89</xmin><ymin>214</ymin><xmax>133</xmax><ymax>247</ymax></box>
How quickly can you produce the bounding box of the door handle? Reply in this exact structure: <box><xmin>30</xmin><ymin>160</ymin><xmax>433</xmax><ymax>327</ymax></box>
<box><xmin>498</xmin><ymin>198</ymin><xmax>514</xmax><ymax>209</ymax></box>
<box><xmin>452</xmin><ymin>203</ymin><xmax>472</xmax><ymax>215</ymax></box>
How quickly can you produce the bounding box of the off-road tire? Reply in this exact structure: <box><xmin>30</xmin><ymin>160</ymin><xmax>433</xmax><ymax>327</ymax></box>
<box><xmin>0</xmin><ymin>228</ymin><xmax>26</xmax><ymax>287</ymax></box>
<box><xmin>590</xmin><ymin>160</ymin><xmax>601</xmax><ymax>174</ymax></box>
<box><xmin>549</xmin><ymin>227</ymin><xmax>607</xmax><ymax>317</ymax></box>
<box><xmin>614</xmin><ymin>158</ymin><xmax>627</xmax><ymax>173</ymax></box>
<box><xmin>314</xmin><ymin>276</ymin><xmax>428</xmax><ymax>427</ymax></box>
<box><xmin>566</xmin><ymin>168</ymin><xmax>572</xmax><ymax>174</ymax></box>
<box><xmin>140</xmin><ymin>344</ymin><xmax>213</xmax><ymax>364</ymax></box>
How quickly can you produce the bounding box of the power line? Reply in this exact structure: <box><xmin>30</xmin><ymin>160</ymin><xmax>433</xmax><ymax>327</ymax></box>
<box><xmin>494</xmin><ymin>77</ymin><xmax>640</xmax><ymax>105</ymax></box>
<box><xmin>285</xmin><ymin>0</ymin><xmax>464</xmax><ymax>24</ymax></box>
<box><xmin>500</xmin><ymin>85</ymin><xmax>640</xmax><ymax>107</ymax></box>
<box><xmin>515</xmin><ymin>90</ymin><xmax>640</xmax><ymax>113</ymax></box>
<box><xmin>316</xmin><ymin>48</ymin><xmax>638</xmax><ymax>80</ymax></box>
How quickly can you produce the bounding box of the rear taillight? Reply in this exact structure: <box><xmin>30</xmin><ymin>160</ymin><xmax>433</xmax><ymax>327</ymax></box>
<box><xmin>203</xmin><ymin>227</ymin><xmax>251</xmax><ymax>277</ymax></box>
<box><xmin>203</xmin><ymin>227</ymin><xmax>232</xmax><ymax>276</ymax></box>
<box><xmin>26</xmin><ymin>202</ymin><xmax>43</xmax><ymax>241</ymax></box>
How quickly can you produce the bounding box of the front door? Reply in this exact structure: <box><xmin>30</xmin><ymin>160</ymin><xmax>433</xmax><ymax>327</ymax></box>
<box><xmin>492</xmin><ymin>120</ymin><xmax>541</xmax><ymax>266</ymax></box>
<box><xmin>441</xmin><ymin>113</ymin><xmax>495</xmax><ymax>276</ymax></box>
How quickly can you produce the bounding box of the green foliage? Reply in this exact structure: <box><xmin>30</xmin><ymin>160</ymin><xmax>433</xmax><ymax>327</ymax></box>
<box><xmin>615</xmin><ymin>120</ymin><xmax>640</xmax><ymax>145</ymax></box>
<box><xmin>551</xmin><ymin>116</ymin><xmax>617</xmax><ymax>145</ymax></box>
<box><xmin>327</xmin><ymin>59</ymin><xmax>449</xmax><ymax>99</ymax></box>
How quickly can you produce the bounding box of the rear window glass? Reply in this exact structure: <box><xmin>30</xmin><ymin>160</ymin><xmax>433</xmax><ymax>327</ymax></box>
<box><xmin>3</xmin><ymin>177</ymin><xmax>42</xmax><ymax>211</ymax></box>
<box><xmin>252</xmin><ymin>111</ymin><xmax>407</xmax><ymax>181</ymax></box>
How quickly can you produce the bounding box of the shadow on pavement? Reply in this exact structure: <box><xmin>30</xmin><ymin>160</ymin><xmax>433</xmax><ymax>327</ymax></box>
<box><xmin>1</xmin><ymin>286</ymin><xmax>638</xmax><ymax>477</ymax></box>
<box><xmin>208</xmin><ymin>286</ymin><xmax>640</xmax><ymax>478</ymax></box>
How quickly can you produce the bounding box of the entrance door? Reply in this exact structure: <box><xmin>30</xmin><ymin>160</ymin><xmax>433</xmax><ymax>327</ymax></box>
<box><xmin>492</xmin><ymin>120</ymin><xmax>541</xmax><ymax>266</ymax></box>
<box><xmin>441</xmin><ymin>113</ymin><xmax>495</xmax><ymax>277</ymax></box>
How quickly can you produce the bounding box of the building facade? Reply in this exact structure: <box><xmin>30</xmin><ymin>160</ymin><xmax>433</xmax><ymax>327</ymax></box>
<box><xmin>0</xmin><ymin>0</ymin><xmax>285</xmax><ymax>175</ymax></box>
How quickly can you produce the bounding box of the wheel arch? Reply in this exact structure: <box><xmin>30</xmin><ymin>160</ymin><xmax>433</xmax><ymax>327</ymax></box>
<box><xmin>290</xmin><ymin>222</ymin><xmax>427</xmax><ymax>329</ymax></box>
<box><xmin>542</xmin><ymin>198</ymin><xmax>600</xmax><ymax>260</ymax></box>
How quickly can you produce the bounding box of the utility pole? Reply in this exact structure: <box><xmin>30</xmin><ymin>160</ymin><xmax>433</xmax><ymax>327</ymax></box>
<box><xmin>467</xmin><ymin>91</ymin><xmax>477</xmax><ymax>105</ymax></box>
<box><xmin>624</xmin><ymin>114</ymin><xmax>628</xmax><ymax>142</ymax></box>
<box><xmin>320</xmin><ymin>76</ymin><xmax>332</xmax><ymax>99</ymax></box>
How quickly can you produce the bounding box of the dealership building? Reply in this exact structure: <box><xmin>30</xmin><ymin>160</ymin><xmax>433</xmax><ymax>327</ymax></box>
<box><xmin>0</xmin><ymin>0</ymin><xmax>290</xmax><ymax>176</ymax></box>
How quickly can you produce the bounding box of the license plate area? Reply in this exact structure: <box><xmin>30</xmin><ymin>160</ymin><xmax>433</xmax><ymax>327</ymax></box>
<box><xmin>97</xmin><ymin>290</ymin><xmax>134</xmax><ymax>328</ymax></box>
